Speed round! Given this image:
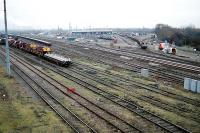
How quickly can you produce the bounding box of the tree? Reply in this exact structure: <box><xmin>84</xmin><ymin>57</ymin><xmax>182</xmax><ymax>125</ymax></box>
<box><xmin>155</xmin><ymin>24</ymin><xmax>200</xmax><ymax>49</ymax></box>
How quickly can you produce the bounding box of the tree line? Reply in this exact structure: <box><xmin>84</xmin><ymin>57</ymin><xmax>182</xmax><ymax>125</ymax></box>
<box><xmin>155</xmin><ymin>24</ymin><xmax>200</xmax><ymax>50</ymax></box>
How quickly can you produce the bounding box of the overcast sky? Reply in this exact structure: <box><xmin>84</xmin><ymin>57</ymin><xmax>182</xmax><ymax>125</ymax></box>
<box><xmin>0</xmin><ymin>0</ymin><xmax>200</xmax><ymax>30</ymax></box>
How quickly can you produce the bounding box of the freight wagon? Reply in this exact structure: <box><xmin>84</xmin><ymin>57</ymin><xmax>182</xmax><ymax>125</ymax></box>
<box><xmin>7</xmin><ymin>36</ymin><xmax>71</xmax><ymax>66</ymax></box>
<box><xmin>44</xmin><ymin>53</ymin><xmax>71</xmax><ymax>66</ymax></box>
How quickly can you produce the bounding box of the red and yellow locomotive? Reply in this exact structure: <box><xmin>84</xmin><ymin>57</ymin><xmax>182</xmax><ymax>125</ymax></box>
<box><xmin>8</xmin><ymin>37</ymin><xmax>52</xmax><ymax>56</ymax></box>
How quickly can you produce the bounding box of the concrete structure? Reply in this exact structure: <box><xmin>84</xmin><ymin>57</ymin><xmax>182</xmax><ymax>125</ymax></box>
<box><xmin>197</xmin><ymin>81</ymin><xmax>200</xmax><ymax>93</ymax></box>
<box><xmin>184</xmin><ymin>77</ymin><xmax>191</xmax><ymax>90</ymax></box>
<box><xmin>190</xmin><ymin>79</ymin><xmax>197</xmax><ymax>92</ymax></box>
<box><xmin>141</xmin><ymin>69</ymin><xmax>149</xmax><ymax>77</ymax></box>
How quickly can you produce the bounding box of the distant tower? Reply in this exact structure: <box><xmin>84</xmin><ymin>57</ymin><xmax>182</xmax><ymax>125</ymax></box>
<box><xmin>69</xmin><ymin>22</ymin><xmax>72</xmax><ymax>34</ymax></box>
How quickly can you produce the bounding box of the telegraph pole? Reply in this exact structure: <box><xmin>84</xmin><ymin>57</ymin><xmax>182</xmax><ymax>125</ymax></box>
<box><xmin>3</xmin><ymin>0</ymin><xmax>11</xmax><ymax>76</ymax></box>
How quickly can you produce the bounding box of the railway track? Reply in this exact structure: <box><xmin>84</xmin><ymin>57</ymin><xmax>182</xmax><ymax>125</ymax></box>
<box><xmin>123</xmin><ymin>49</ymin><xmax>200</xmax><ymax>66</ymax></box>
<box><xmin>75</xmin><ymin>44</ymin><xmax>199</xmax><ymax>80</ymax></box>
<box><xmin>11</xmin><ymin>58</ymin><xmax>96</xmax><ymax>133</ymax></box>
<box><xmin>72</xmin><ymin>62</ymin><xmax>200</xmax><ymax>107</ymax></box>
<box><xmin>75</xmin><ymin>43</ymin><xmax>200</xmax><ymax>73</ymax></box>
<box><xmin>117</xmin><ymin>35</ymin><xmax>200</xmax><ymax>66</ymax></box>
<box><xmin>10</xmin><ymin>41</ymin><xmax>199</xmax><ymax>106</ymax></box>
<box><xmin>32</xmin><ymin>36</ymin><xmax>200</xmax><ymax>68</ymax></box>
<box><xmin>29</xmin><ymin>37</ymin><xmax>200</xmax><ymax>82</ymax></box>
<box><xmin>66</xmin><ymin>47</ymin><xmax>199</xmax><ymax>84</ymax></box>
<box><xmin>91</xmin><ymin>46</ymin><xmax>200</xmax><ymax>81</ymax></box>
<box><xmin>46</xmin><ymin>37</ymin><xmax>200</xmax><ymax>73</ymax></box>
<box><xmin>7</xmin><ymin>49</ymin><xmax>142</xmax><ymax>133</ymax></box>
<box><xmin>10</xmin><ymin>48</ymin><xmax>191</xmax><ymax>133</ymax></box>
<box><xmin>54</xmin><ymin>45</ymin><xmax>184</xmax><ymax>83</ymax></box>
<box><xmin>57</xmin><ymin>50</ymin><xmax>184</xmax><ymax>85</ymax></box>
<box><xmin>44</xmin><ymin>36</ymin><xmax>198</xmax><ymax>66</ymax></box>
<box><xmin>42</xmin><ymin>62</ymin><xmax>191</xmax><ymax>133</ymax></box>
<box><xmin>68</xmin><ymin>64</ymin><xmax>200</xmax><ymax>123</ymax></box>
<box><xmin>11</xmin><ymin>47</ymin><xmax>200</xmax><ymax>109</ymax></box>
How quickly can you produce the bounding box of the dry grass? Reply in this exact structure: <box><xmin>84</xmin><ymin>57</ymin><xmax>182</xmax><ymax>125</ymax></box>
<box><xmin>32</xmin><ymin>54</ymin><xmax>200</xmax><ymax>132</ymax></box>
<box><xmin>45</xmin><ymin>68</ymin><xmax>166</xmax><ymax>132</ymax></box>
<box><xmin>67</xmin><ymin>61</ymin><xmax>200</xmax><ymax>132</ymax></box>
<box><xmin>0</xmin><ymin>66</ymin><xmax>72</xmax><ymax>133</ymax></box>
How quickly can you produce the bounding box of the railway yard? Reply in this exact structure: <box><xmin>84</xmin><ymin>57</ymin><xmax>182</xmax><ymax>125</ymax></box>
<box><xmin>0</xmin><ymin>32</ymin><xmax>200</xmax><ymax>133</ymax></box>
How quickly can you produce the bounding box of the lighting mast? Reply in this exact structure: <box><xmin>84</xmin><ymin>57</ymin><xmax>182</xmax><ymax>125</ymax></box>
<box><xmin>3</xmin><ymin>0</ymin><xmax>11</xmax><ymax>76</ymax></box>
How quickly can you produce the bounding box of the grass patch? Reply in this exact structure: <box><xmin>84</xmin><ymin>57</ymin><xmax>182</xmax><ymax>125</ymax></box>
<box><xmin>0</xmin><ymin>66</ymin><xmax>72</xmax><ymax>133</ymax></box>
<box><xmin>176</xmin><ymin>46</ymin><xmax>195</xmax><ymax>52</ymax></box>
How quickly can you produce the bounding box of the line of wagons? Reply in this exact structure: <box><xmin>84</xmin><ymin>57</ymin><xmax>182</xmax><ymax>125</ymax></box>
<box><xmin>1</xmin><ymin>35</ymin><xmax>71</xmax><ymax>67</ymax></box>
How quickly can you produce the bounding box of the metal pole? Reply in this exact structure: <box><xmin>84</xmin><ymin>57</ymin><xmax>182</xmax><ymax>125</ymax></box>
<box><xmin>3</xmin><ymin>0</ymin><xmax>11</xmax><ymax>76</ymax></box>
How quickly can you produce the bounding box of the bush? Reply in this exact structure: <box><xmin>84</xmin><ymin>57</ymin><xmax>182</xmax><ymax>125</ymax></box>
<box><xmin>155</xmin><ymin>24</ymin><xmax>200</xmax><ymax>50</ymax></box>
